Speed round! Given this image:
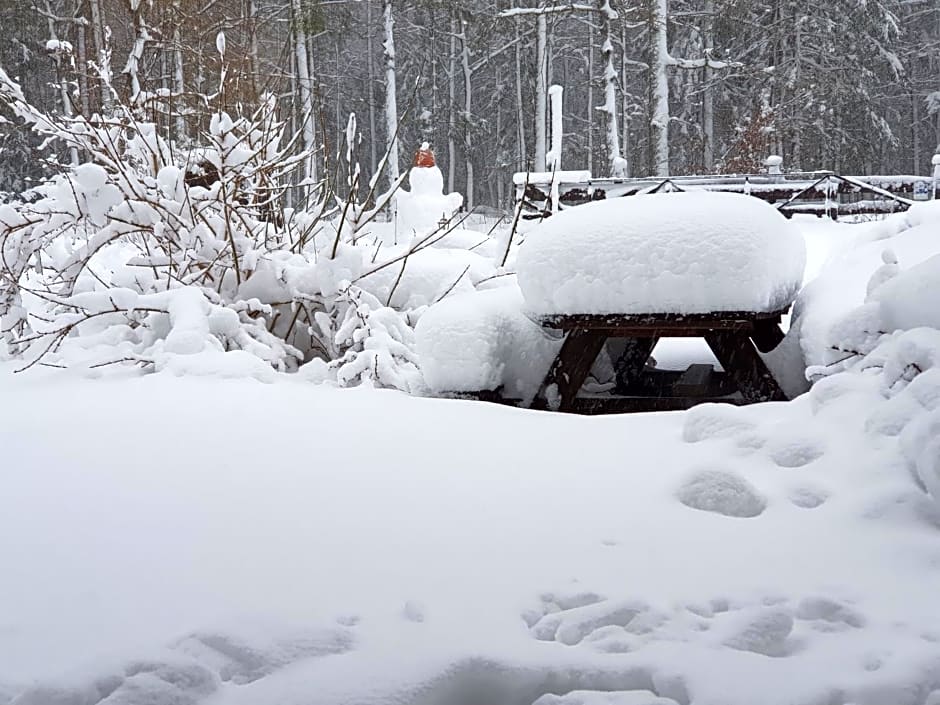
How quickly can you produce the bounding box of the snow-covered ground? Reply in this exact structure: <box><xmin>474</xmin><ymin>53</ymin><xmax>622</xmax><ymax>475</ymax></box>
<box><xmin>3</xmin><ymin>214</ymin><xmax>940</xmax><ymax>705</ymax></box>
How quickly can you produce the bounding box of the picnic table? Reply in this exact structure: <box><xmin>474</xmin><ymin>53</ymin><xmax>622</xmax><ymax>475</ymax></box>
<box><xmin>536</xmin><ymin>308</ymin><xmax>789</xmax><ymax>413</ymax></box>
<box><xmin>418</xmin><ymin>192</ymin><xmax>805</xmax><ymax>413</ymax></box>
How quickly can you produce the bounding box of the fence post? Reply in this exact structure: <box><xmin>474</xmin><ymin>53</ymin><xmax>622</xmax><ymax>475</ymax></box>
<box><xmin>765</xmin><ymin>154</ymin><xmax>783</xmax><ymax>182</ymax></box>
<box><xmin>933</xmin><ymin>153</ymin><xmax>940</xmax><ymax>200</ymax></box>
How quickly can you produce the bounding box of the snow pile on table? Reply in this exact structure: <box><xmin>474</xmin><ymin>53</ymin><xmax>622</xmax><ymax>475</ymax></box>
<box><xmin>415</xmin><ymin>285</ymin><xmax>561</xmax><ymax>402</ymax></box>
<box><xmin>517</xmin><ymin>192</ymin><xmax>806</xmax><ymax>316</ymax></box>
<box><xmin>4</xmin><ymin>354</ymin><xmax>940</xmax><ymax>705</ymax></box>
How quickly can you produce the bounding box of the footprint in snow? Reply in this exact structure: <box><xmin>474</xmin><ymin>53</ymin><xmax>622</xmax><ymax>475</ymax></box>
<box><xmin>713</xmin><ymin>606</ymin><xmax>795</xmax><ymax>657</ymax></box>
<box><xmin>681</xmin><ymin>404</ymin><xmax>756</xmax><ymax>444</ymax></box>
<box><xmin>794</xmin><ymin>596</ymin><xmax>866</xmax><ymax>630</ymax></box>
<box><xmin>789</xmin><ymin>485</ymin><xmax>829</xmax><ymax>509</ymax></box>
<box><xmin>9</xmin><ymin>659</ymin><xmax>218</xmax><ymax>705</ymax></box>
<box><xmin>173</xmin><ymin>625</ymin><xmax>355</xmax><ymax>684</ymax></box>
<box><xmin>530</xmin><ymin>598</ymin><xmax>651</xmax><ymax>646</ymax></box>
<box><xmin>767</xmin><ymin>437</ymin><xmax>825</xmax><ymax>468</ymax></box>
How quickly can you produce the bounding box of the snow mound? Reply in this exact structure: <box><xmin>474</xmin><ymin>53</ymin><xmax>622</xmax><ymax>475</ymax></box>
<box><xmin>517</xmin><ymin>192</ymin><xmax>805</xmax><ymax>316</ymax></box>
<box><xmin>675</xmin><ymin>468</ymin><xmax>766</xmax><ymax>518</ymax></box>
<box><xmin>794</xmin><ymin>215</ymin><xmax>940</xmax><ymax>371</ymax></box>
<box><xmin>415</xmin><ymin>285</ymin><xmax>561</xmax><ymax>402</ymax></box>
<box><xmin>871</xmin><ymin>254</ymin><xmax>940</xmax><ymax>331</ymax></box>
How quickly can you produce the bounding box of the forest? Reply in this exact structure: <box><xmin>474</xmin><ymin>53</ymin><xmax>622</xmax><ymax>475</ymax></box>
<box><xmin>1</xmin><ymin>0</ymin><xmax>939</xmax><ymax>209</ymax></box>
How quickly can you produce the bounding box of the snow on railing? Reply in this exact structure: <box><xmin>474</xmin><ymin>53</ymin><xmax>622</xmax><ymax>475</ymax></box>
<box><xmin>513</xmin><ymin>154</ymin><xmax>937</xmax><ymax>221</ymax></box>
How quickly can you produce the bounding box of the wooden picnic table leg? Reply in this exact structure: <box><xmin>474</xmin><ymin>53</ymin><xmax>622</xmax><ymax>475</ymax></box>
<box><xmin>750</xmin><ymin>319</ymin><xmax>786</xmax><ymax>353</ymax></box>
<box><xmin>609</xmin><ymin>336</ymin><xmax>659</xmax><ymax>393</ymax></box>
<box><xmin>542</xmin><ymin>329</ymin><xmax>608</xmax><ymax>411</ymax></box>
<box><xmin>704</xmin><ymin>331</ymin><xmax>787</xmax><ymax>403</ymax></box>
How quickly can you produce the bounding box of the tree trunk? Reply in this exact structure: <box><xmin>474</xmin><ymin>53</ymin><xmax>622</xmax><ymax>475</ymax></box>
<box><xmin>535</xmin><ymin>13</ymin><xmax>548</xmax><ymax>172</ymax></box>
<box><xmin>172</xmin><ymin>9</ymin><xmax>186</xmax><ymax>143</ymax></box>
<box><xmin>514</xmin><ymin>20</ymin><xmax>526</xmax><ymax>170</ymax></box>
<box><xmin>791</xmin><ymin>6</ymin><xmax>802</xmax><ymax>170</ymax></box>
<box><xmin>702</xmin><ymin>0</ymin><xmax>714</xmax><ymax>171</ymax></box>
<box><xmin>620</xmin><ymin>18</ymin><xmax>629</xmax><ymax>170</ymax></box>
<box><xmin>366</xmin><ymin>0</ymin><xmax>377</xmax><ymax>176</ymax></box>
<box><xmin>587</xmin><ymin>16</ymin><xmax>594</xmax><ymax>174</ymax></box>
<box><xmin>247</xmin><ymin>0</ymin><xmax>260</xmax><ymax>103</ymax></box>
<box><xmin>44</xmin><ymin>10</ymin><xmax>79</xmax><ymax>165</ymax></box>
<box><xmin>75</xmin><ymin>13</ymin><xmax>90</xmax><ymax>118</ymax></box>
<box><xmin>291</xmin><ymin>0</ymin><xmax>317</xmax><ymax>194</ymax></box>
<box><xmin>448</xmin><ymin>15</ymin><xmax>457</xmax><ymax>194</ymax></box>
<box><xmin>461</xmin><ymin>15</ymin><xmax>474</xmax><ymax>209</ymax></box>
<box><xmin>122</xmin><ymin>0</ymin><xmax>146</xmax><ymax>103</ymax></box>
<box><xmin>88</xmin><ymin>0</ymin><xmax>110</xmax><ymax>113</ymax></box>
<box><xmin>599</xmin><ymin>0</ymin><xmax>625</xmax><ymax>176</ymax></box>
<box><xmin>383</xmin><ymin>0</ymin><xmax>400</xmax><ymax>190</ymax></box>
<box><xmin>651</xmin><ymin>0</ymin><xmax>670</xmax><ymax>176</ymax></box>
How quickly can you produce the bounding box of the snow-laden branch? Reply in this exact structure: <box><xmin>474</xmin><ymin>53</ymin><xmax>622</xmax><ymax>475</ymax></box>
<box><xmin>667</xmin><ymin>53</ymin><xmax>740</xmax><ymax>70</ymax></box>
<box><xmin>498</xmin><ymin>4</ymin><xmax>595</xmax><ymax>18</ymax></box>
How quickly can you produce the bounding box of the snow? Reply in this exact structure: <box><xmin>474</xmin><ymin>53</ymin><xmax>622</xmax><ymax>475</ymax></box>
<box><xmin>358</xmin><ymin>245</ymin><xmax>495</xmax><ymax>310</ymax></box>
<box><xmin>871</xmin><ymin>254</ymin><xmax>940</xmax><ymax>331</ymax></box>
<box><xmin>517</xmin><ymin>192</ymin><xmax>806</xmax><ymax>316</ymax></box>
<box><xmin>44</xmin><ymin>40</ymin><xmax>72</xmax><ymax>55</ymax></box>
<box><xmin>415</xmin><ymin>284</ymin><xmax>560</xmax><ymax>402</ymax></box>
<box><xmin>4</xmin><ymin>155</ymin><xmax>940</xmax><ymax>705</ymax></box>
<box><xmin>792</xmin><ymin>204</ymin><xmax>940</xmax><ymax>371</ymax></box>
<box><xmin>513</xmin><ymin>170</ymin><xmax>593</xmax><ymax>186</ymax></box>
<box><xmin>4</xmin><ymin>354</ymin><xmax>940</xmax><ymax>705</ymax></box>
<box><xmin>393</xmin><ymin>150</ymin><xmax>462</xmax><ymax>236</ymax></box>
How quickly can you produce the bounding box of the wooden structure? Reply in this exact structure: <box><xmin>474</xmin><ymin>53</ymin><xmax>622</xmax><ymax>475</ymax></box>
<box><xmin>516</xmin><ymin>171</ymin><xmax>925</xmax><ymax>221</ymax></box>
<box><xmin>535</xmin><ymin>309</ymin><xmax>788</xmax><ymax>414</ymax></box>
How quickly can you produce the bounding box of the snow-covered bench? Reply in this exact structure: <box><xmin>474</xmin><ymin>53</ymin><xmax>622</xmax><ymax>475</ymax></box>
<box><xmin>516</xmin><ymin>191</ymin><xmax>807</xmax><ymax>412</ymax></box>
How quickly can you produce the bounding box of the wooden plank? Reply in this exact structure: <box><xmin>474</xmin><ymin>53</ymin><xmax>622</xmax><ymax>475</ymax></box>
<box><xmin>568</xmin><ymin>395</ymin><xmax>745</xmax><ymax>414</ymax></box>
<box><xmin>541</xmin><ymin>329</ymin><xmax>608</xmax><ymax>412</ymax></box>
<box><xmin>590</xmin><ymin>323</ymin><xmax>754</xmax><ymax>336</ymax></box>
<box><xmin>540</xmin><ymin>309</ymin><xmax>786</xmax><ymax>333</ymax></box>
<box><xmin>751</xmin><ymin>319</ymin><xmax>786</xmax><ymax>353</ymax></box>
<box><xmin>673</xmin><ymin>363</ymin><xmax>714</xmax><ymax>397</ymax></box>
<box><xmin>704</xmin><ymin>331</ymin><xmax>787</xmax><ymax>403</ymax></box>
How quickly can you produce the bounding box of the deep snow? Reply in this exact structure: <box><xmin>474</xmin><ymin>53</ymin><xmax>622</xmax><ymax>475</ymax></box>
<box><xmin>3</xmin><ymin>212</ymin><xmax>940</xmax><ymax>705</ymax></box>
<box><xmin>3</xmin><ymin>360</ymin><xmax>940</xmax><ymax>705</ymax></box>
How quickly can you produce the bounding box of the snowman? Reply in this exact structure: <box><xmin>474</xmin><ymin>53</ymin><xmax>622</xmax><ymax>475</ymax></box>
<box><xmin>394</xmin><ymin>143</ymin><xmax>464</xmax><ymax>235</ymax></box>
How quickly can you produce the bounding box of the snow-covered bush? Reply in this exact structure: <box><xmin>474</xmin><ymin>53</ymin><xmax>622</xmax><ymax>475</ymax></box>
<box><xmin>801</xmin><ymin>222</ymin><xmax>940</xmax><ymax>509</ymax></box>
<box><xmin>0</xmin><ymin>63</ymin><xmax>500</xmax><ymax>389</ymax></box>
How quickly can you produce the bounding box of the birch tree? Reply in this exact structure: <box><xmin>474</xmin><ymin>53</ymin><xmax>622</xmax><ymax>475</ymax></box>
<box><xmin>291</xmin><ymin>0</ymin><xmax>317</xmax><ymax>194</ymax></box>
<box><xmin>383</xmin><ymin>0</ymin><xmax>400</xmax><ymax>189</ymax></box>
<box><xmin>650</xmin><ymin>0</ymin><xmax>735</xmax><ymax>176</ymax></box>
<box><xmin>597</xmin><ymin>0</ymin><xmax>626</xmax><ymax>176</ymax></box>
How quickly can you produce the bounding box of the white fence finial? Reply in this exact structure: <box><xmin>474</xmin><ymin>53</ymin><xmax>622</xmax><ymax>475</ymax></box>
<box><xmin>765</xmin><ymin>154</ymin><xmax>783</xmax><ymax>177</ymax></box>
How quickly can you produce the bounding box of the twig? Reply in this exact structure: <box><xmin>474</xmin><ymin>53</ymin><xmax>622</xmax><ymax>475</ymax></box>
<box><xmin>434</xmin><ymin>264</ymin><xmax>471</xmax><ymax>303</ymax></box>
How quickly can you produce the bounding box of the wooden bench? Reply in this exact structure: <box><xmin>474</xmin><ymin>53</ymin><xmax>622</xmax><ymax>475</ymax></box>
<box><xmin>535</xmin><ymin>309</ymin><xmax>789</xmax><ymax>414</ymax></box>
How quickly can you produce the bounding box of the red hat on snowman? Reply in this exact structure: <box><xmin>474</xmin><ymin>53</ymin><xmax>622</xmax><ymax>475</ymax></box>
<box><xmin>413</xmin><ymin>142</ymin><xmax>435</xmax><ymax>168</ymax></box>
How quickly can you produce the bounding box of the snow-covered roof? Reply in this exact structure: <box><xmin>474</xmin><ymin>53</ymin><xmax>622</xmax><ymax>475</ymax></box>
<box><xmin>517</xmin><ymin>191</ymin><xmax>806</xmax><ymax>316</ymax></box>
